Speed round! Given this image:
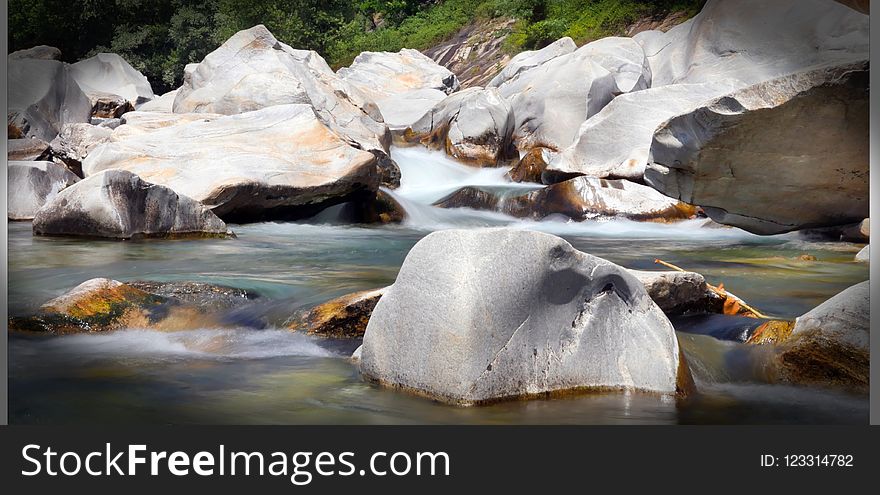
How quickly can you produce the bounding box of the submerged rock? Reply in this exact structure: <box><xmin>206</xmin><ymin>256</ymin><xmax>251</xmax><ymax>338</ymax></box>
<box><xmin>436</xmin><ymin>177</ymin><xmax>696</xmax><ymax>223</ymax></box>
<box><xmin>403</xmin><ymin>87</ymin><xmax>516</xmax><ymax>167</ymax></box>
<box><xmin>774</xmin><ymin>281</ymin><xmax>869</xmax><ymax>392</ymax></box>
<box><xmin>7</xmin><ymin>278</ymin><xmax>239</xmax><ymax>334</ymax></box>
<box><xmin>359</xmin><ymin>229</ymin><xmax>693</xmax><ymax>405</ymax></box>
<box><xmin>8</xmin><ymin>58</ymin><xmax>92</xmax><ymax>141</ymax></box>
<box><xmin>7</xmin><ymin>161</ymin><xmax>80</xmax><ymax>220</ymax></box>
<box><xmin>646</xmin><ymin>63</ymin><xmax>868</xmax><ymax>234</ymax></box>
<box><xmin>33</xmin><ymin>170</ymin><xmax>229</xmax><ymax>239</ymax></box>
<box><xmin>290</xmin><ymin>287</ymin><xmax>387</xmax><ymax>339</ymax></box>
<box><xmin>83</xmin><ymin>104</ymin><xmax>380</xmax><ymax>222</ymax></box>
<box><xmin>126</xmin><ymin>281</ymin><xmax>258</xmax><ymax>311</ymax></box>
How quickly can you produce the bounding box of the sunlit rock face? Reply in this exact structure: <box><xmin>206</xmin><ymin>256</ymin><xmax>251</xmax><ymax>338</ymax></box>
<box><xmin>402</xmin><ymin>87</ymin><xmax>517</xmax><ymax>167</ymax></box>
<box><xmin>645</xmin><ymin>63</ymin><xmax>868</xmax><ymax>235</ymax></box>
<box><xmin>82</xmin><ymin>104</ymin><xmax>380</xmax><ymax>222</ymax></box>
<box><xmin>172</xmin><ymin>24</ymin><xmax>390</xmax><ymax>156</ymax></box>
<box><xmin>359</xmin><ymin>229</ymin><xmax>693</xmax><ymax>405</ymax></box>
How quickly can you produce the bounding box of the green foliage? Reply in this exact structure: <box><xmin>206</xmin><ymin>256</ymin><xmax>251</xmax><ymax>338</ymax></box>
<box><xmin>9</xmin><ymin>0</ymin><xmax>705</xmax><ymax>93</ymax></box>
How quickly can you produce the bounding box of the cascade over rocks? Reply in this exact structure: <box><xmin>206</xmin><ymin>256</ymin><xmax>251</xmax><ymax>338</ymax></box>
<box><xmin>435</xmin><ymin>177</ymin><xmax>696</xmax><ymax>223</ymax></box>
<box><xmin>83</xmin><ymin>104</ymin><xmax>381</xmax><ymax>222</ymax></box>
<box><xmin>33</xmin><ymin>170</ymin><xmax>229</xmax><ymax>239</ymax></box>
<box><xmin>358</xmin><ymin>229</ymin><xmax>693</xmax><ymax>404</ymax></box>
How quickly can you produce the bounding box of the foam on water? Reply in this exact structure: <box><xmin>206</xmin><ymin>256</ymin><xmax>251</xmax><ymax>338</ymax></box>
<box><xmin>12</xmin><ymin>328</ymin><xmax>337</xmax><ymax>365</ymax></box>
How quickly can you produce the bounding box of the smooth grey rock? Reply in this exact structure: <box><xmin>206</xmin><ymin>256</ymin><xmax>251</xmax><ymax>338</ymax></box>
<box><xmin>359</xmin><ymin>229</ymin><xmax>691</xmax><ymax>404</ymax></box>
<box><xmin>487</xmin><ymin>37</ymin><xmax>576</xmax><ymax>88</ymax></box>
<box><xmin>70</xmin><ymin>53</ymin><xmax>155</xmax><ymax>107</ymax></box>
<box><xmin>136</xmin><ymin>89</ymin><xmax>179</xmax><ymax>112</ymax></box>
<box><xmin>404</xmin><ymin>87</ymin><xmax>516</xmax><ymax>166</ymax></box>
<box><xmin>776</xmin><ymin>281</ymin><xmax>869</xmax><ymax>391</ymax></box>
<box><xmin>8</xmin><ymin>58</ymin><xmax>92</xmax><ymax>141</ymax></box>
<box><xmin>646</xmin><ymin>63</ymin><xmax>867</xmax><ymax>234</ymax></box>
<box><xmin>9</xmin><ymin>45</ymin><xmax>61</xmax><ymax>61</ymax></box>
<box><xmin>173</xmin><ymin>25</ymin><xmax>389</xmax><ymax>155</ymax></box>
<box><xmin>646</xmin><ymin>0</ymin><xmax>868</xmax><ymax>88</ymax></box>
<box><xmin>110</xmin><ymin>111</ymin><xmax>224</xmax><ymax>141</ymax></box>
<box><xmin>7</xmin><ymin>161</ymin><xmax>80</xmax><ymax>220</ymax></box>
<box><xmin>49</xmin><ymin>123</ymin><xmax>112</xmax><ymax>176</ymax></box>
<box><xmin>629</xmin><ymin>270</ymin><xmax>722</xmax><ymax>315</ymax></box>
<box><xmin>33</xmin><ymin>169</ymin><xmax>228</xmax><ymax>238</ymax></box>
<box><xmin>337</xmin><ymin>48</ymin><xmax>459</xmax><ymax>103</ymax></box>
<box><xmin>855</xmin><ymin>245</ymin><xmax>869</xmax><ymax>262</ymax></box>
<box><xmin>546</xmin><ymin>82</ymin><xmax>735</xmax><ymax>181</ymax></box>
<box><xmin>376</xmin><ymin>88</ymin><xmax>448</xmax><ymax>130</ymax></box>
<box><xmin>496</xmin><ymin>36</ymin><xmax>650</xmax><ymax>152</ymax></box>
<box><xmin>7</xmin><ymin>137</ymin><xmax>50</xmax><ymax>161</ymax></box>
<box><xmin>83</xmin><ymin>104</ymin><xmax>379</xmax><ymax>222</ymax></box>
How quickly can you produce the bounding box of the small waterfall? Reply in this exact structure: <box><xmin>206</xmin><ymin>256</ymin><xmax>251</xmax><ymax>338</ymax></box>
<box><xmin>386</xmin><ymin>145</ymin><xmax>774</xmax><ymax>241</ymax></box>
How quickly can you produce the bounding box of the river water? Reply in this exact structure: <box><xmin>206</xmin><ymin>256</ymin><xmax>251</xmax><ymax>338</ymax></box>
<box><xmin>8</xmin><ymin>147</ymin><xmax>869</xmax><ymax>424</ymax></box>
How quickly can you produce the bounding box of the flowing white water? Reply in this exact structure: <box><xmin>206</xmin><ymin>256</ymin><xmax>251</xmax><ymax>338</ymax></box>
<box><xmin>387</xmin><ymin>146</ymin><xmax>778</xmax><ymax>242</ymax></box>
<box><xmin>12</xmin><ymin>329</ymin><xmax>337</xmax><ymax>365</ymax></box>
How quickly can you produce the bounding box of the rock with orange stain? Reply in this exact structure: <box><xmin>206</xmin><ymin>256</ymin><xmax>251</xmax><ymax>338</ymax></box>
<box><xmin>82</xmin><ymin>104</ymin><xmax>381</xmax><ymax>222</ymax></box>
<box><xmin>403</xmin><ymin>87</ymin><xmax>516</xmax><ymax>167</ymax></box>
<box><xmin>506</xmin><ymin>147</ymin><xmax>551</xmax><ymax>184</ymax></box>
<box><xmin>289</xmin><ymin>287</ymin><xmax>387</xmax><ymax>339</ymax></box>
<box><xmin>774</xmin><ymin>281</ymin><xmax>868</xmax><ymax>392</ymax></box>
<box><xmin>33</xmin><ymin>169</ymin><xmax>229</xmax><ymax>238</ymax></box>
<box><xmin>8</xmin><ymin>278</ymin><xmax>252</xmax><ymax>334</ymax></box>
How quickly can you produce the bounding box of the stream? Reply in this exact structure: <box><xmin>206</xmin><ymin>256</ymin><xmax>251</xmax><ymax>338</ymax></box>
<box><xmin>8</xmin><ymin>146</ymin><xmax>869</xmax><ymax>424</ymax></box>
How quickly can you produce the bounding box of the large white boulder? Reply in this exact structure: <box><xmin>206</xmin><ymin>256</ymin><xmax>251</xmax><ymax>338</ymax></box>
<box><xmin>7</xmin><ymin>161</ymin><xmax>80</xmax><ymax>220</ymax></box>
<box><xmin>496</xmin><ymin>36</ymin><xmax>650</xmax><ymax>152</ymax></box>
<box><xmin>8</xmin><ymin>58</ymin><xmax>92</xmax><ymax>142</ymax></box>
<box><xmin>82</xmin><ymin>104</ymin><xmax>380</xmax><ymax>222</ymax></box>
<box><xmin>487</xmin><ymin>37</ymin><xmax>576</xmax><ymax>88</ymax></box>
<box><xmin>337</xmin><ymin>48</ymin><xmax>459</xmax><ymax>102</ymax></box>
<box><xmin>545</xmin><ymin>82</ymin><xmax>735</xmax><ymax>181</ymax></box>
<box><xmin>359</xmin><ymin>229</ymin><xmax>692</xmax><ymax>404</ymax></box>
<box><xmin>645</xmin><ymin>63</ymin><xmax>868</xmax><ymax>234</ymax></box>
<box><xmin>70</xmin><ymin>53</ymin><xmax>155</xmax><ymax>112</ymax></box>
<box><xmin>33</xmin><ymin>170</ymin><xmax>228</xmax><ymax>239</ymax></box>
<box><xmin>403</xmin><ymin>87</ymin><xmax>516</xmax><ymax>166</ymax></box>
<box><xmin>173</xmin><ymin>25</ymin><xmax>389</xmax><ymax>155</ymax></box>
<box><xmin>646</xmin><ymin>0</ymin><xmax>868</xmax><ymax>88</ymax></box>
